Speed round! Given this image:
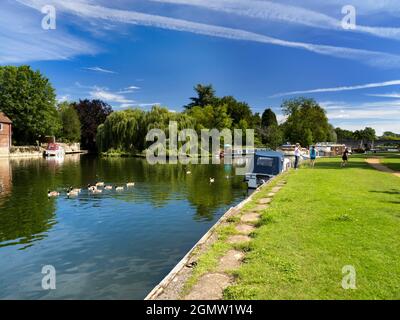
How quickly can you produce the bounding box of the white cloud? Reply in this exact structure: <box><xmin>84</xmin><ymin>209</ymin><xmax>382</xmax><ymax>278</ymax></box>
<box><xmin>319</xmin><ymin>99</ymin><xmax>400</xmax><ymax>135</ymax></box>
<box><xmin>15</xmin><ymin>0</ymin><xmax>400</xmax><ymax>68</ymax></box>
<box><xmin>366</xmin><ymin>92</ymin><xmax>400</xmax><ymax>99</ymax></box>
<box><xmin>57</xmin><ymin>94</ymin><xmax>71</xmax><ymax>102</ymax></box>
<box><xmin>83</xmin><ymin>67</ymin><xmax>117</xmax><ymax>74</ymax></box>
<box><xmin>151</xmin><ymin>0</ymin><xmax>400</xmax><ymax>40</ymax></box>
<box><xmin>0</xmin><ymin>1</ymin><xmax>97</xmax><ymax>63</ymax></box>
<box><xmin>272</xmin><ymin>80</ymin><xmax>400</xmax><ymax>97</ymax></box>
<box><xmin>90</xmin><ymin>86</ymin><xmax>134</xmax><ymax>104</ymax></box>
<box><xmin>118</xmin><ymin>86</ymin><xmax>141</xmax><ymax>94</ymax></box>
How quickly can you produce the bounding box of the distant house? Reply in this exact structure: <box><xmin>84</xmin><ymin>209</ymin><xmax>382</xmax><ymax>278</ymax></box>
<box><xmin>0</xmin><ymin>112</ymin><xmax>12</xmax><ymax>155</ymax></box>
<box><xmin>315</xmin><ymin>143</ymin><xmax>347</xmax><ymax>157</ymax></box>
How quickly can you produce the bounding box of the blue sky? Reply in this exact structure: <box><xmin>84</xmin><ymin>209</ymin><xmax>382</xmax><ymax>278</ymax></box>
<box><xmin>2</xmin><ymin>0</ymin><xmax>400</xmax><ymax>134</ymax></box>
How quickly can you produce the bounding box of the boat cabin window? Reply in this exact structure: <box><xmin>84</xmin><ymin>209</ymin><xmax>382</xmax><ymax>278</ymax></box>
<box><xmin>257</xmin><ymin>157</ymin><xmax>273</xmax><ymax>167</ymax></box>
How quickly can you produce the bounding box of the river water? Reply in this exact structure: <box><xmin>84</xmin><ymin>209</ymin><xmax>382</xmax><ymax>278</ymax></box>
<box><xmin>0</xmin><ymin>155</ymin><xmax>247</xmax><ymax>299</ymax></box>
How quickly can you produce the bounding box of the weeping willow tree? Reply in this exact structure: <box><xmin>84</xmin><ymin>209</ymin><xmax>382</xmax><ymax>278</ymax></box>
<box><xmin>97</xmin><ymin>106</ymin><xmax>196</xmax><ymax>153</ymax></box>
<box><xmin>97</xmin><ymin>109</ymin><xmax>146</xmax><ymax>153</ymax></box>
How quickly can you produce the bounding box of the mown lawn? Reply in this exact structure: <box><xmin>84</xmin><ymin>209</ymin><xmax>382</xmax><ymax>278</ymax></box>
<box><xmin>223</xmin><ymin>157</ymin><xmax>400</xmax><ymax>299</ymax></box>
<box><xmin>380</xmin><ymin>153</ymin><xmax>400</xmax><ymax>171</ymax></box>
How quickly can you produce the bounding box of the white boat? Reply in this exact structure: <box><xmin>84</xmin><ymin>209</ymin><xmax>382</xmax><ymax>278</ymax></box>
<box><xmin>44</xmin><ymin>143</ymin><xmax>65</xmax><ymax>157</ymax></box>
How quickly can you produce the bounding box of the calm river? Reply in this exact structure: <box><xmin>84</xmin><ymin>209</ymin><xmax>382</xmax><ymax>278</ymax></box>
<box><xmin>0</xmin><ymin>155</ymin><xmax>248</xmax><ymax>299</ymax></box>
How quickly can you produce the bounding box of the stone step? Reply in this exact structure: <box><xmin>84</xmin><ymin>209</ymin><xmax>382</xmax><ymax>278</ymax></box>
<box><xmin>235</xmin><ymin>224</ymin><xmax>256</xmax><ymax>235</ymax></box>
<box><xmin>185</xmin><ymin>273</ymin><xmax>232</xmax><ymax>300</ymax></box>
<box><xmin>216</xmin><ymin>250</ymin><xmax>244</xmax><ymax>272</ymax></box>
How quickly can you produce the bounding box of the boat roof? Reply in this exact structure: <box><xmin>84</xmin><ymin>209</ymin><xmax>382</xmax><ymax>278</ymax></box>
<box><xmin>255</xmin><ymin>150</ymin><xmax>284</xmax><ymax>158</ymax></box>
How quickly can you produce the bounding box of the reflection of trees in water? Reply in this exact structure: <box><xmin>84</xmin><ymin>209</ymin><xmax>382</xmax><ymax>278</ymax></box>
<box><xmin>0</xmin><ymin>159</ymin><xmax>58</xmax><ymax>249</ymax></box>
<box><xmin>0</xmin><ymin>159</ymin><xmax>12</xmax><ymax>201</ymax></box>
<box><xmin>93</xmin><ymin>157</ymin><xmax>246</xmax><ymax>220</ymax></box>
<box><xmin>0</xmin><ymin>156</ymin><xmax>246</xmax><ymax>248</ymax></box>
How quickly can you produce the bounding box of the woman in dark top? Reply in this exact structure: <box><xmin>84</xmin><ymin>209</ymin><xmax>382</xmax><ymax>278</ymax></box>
<box><xmin>341</xmin><ymin>148</ymin><xmax>349</xmax><ymax>167</ymax></box>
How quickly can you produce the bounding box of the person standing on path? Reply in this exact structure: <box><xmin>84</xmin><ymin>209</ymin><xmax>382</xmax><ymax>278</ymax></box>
<box><xmin>294</xmin><ymin>143</ymin><xmax>301</xmax><ymax>170</ymax></box>
<box><xmin>310</xmin><ymin>146</ymin><xmax>317</xmax><ymax>168</ymax></box>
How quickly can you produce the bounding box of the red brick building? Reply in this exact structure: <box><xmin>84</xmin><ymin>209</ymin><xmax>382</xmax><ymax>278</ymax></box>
<box><xmin>0</xmin><ymin>112</ymin><xmax>12</xmax><ymax>155</ymax></box>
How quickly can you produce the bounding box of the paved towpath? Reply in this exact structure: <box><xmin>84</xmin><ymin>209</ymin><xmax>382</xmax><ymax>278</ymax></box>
<box><xmin>366</xmin><ymin>158</ymin><xmax>400</xmax><ymax>178</ymax></box>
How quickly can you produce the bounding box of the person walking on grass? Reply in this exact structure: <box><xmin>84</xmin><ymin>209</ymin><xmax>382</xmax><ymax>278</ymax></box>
<box><xmin>310</xmin><ymin>145</ymin><xmax>317</xmax><ymax>168</ymax></box>
<box><xmin>341</xmin><ymin>148</ymin><xmax>350</xmax><ymax>167</ymax></box>
<box><xmin>294</xmin><ymin>143</ymin><xmax>301</xmax><ymax>170</ymax></box>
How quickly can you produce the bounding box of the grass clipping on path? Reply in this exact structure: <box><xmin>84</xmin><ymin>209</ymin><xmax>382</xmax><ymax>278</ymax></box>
<box><xmin>188</xmin><ymin>157</ymin><xmax>400</xmax><ymax>300</ymax></box>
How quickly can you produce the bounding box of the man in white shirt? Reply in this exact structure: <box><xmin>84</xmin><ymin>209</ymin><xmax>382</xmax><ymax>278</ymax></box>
<box><xmin>294</xmin><ymin>143</ymin><xmax>301</xmax><ymax>169</ymax></box>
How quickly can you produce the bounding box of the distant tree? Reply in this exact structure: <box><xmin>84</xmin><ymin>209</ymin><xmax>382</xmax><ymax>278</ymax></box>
<box><xmin>73</xmin><ymin>99</ymin><xmax>113</xmax><ymax>151</ymax></box>
<box><xmin>187</xmin><ymin>104</ymin><xmax>232</xmax><ymax>131</ymax></box>
<box><xmin>185</xmin><ymin>84</ymin><xmax>217</xmax><ymax>109</ymax></box>
<box><xmin>97</xmin><ymin>108</ymin><xmax>145</xmax><ymax>153</ymax></box>
<box><xmin>353</xmin><ymin>127</ymin><xmax>376</xmax><ymax>149</ymax></box>
<box><xmin>251</xmin><ymin>113</ymin><xmax>262</xmax><ymax>129</ymax></box>
<box><xmin>381</xmin><ymin>131</ymin><xmax>400</xmax><ymax>140</ymax></box>
<box><xmin>281</xmin><ymin>97</ymin><xmax>331</xmax><ymax>146</ymax></box>
<box><xmin>259</xmin><ymin>125</ymin><xmax>283</xmax><ymax>150</ymax></box>
<box><xmin>97</xmin><ymin>106</ymin><xmax>196</xmax><ymax>153</ymax></box>
<box><xmin>58</xmin><ymin>102</ymin><xmax>81</xmax><ymax>143</ymax></box>
<box><xmin>0</xmin><ymin>65</ymin><xmax>61</xmax><ymax>145</ymax></box>
<box><xmin>219</xmin><ymin>96</ymin><xmax>252</xmax><ymax>127</ymax></box>
<box><xmin>327</xmin><ymin>124</ymin><xmax>338</xmax><ymax>143</ymax></box>
<box><xmin>261</xmin><ymin>108</ymin><xmax>278</xmax><ymax>128</ymax></box>
<box><xmin>363</xmin><ymin>127</ymin><xmax>376</xmax><ymax>142</ymax></box>
<box><xmin>335</xmin><ymin>127</ymin><xmax>354</xmax><ymax>141</ymax></box>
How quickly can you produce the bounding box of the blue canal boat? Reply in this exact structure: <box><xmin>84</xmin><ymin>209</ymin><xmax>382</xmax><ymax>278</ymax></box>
<box><xmin>246</xmin><ymin>151</ymin><xmax>289</xmax><ymax>188</ymax></box>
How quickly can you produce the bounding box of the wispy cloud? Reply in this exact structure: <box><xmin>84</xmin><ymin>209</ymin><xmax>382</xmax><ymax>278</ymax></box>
<box><xmin>151</xmin><ymin>0</ymin><xmax>400</xmax><ymax>41</ymax></box>
<box><xmin>57</xmin><ymin>94</ymin><xmax>71</xmax><ymax>103</ymax></box>
<box><xmin>366</xmin><ymin>92</ymin><xmax>400</xmax><ymax>98</ymax></box>
<box><xmin>320</xmin><ymin>99</ymin><xmax>400</xmax><ymax>134</ymax></box>
<box><xmin>83</xmin><ymin>67</ymin><xmax>117</xmax><ymax>74</ymax></box>
<box><xmin>118</xmin><ymin>86</ymin><xmax>141</xmax><ymax>94</ymax></box>
<box><xmin>271</xmin><ymin>80</ymin><xmax>400</xmax><ymax>97</ymax></box>
<box><xmin>15</xmin><ymin>0</ymin><xmax>400</xmax><ymax>68</ymax></box>
<box><xmin>90</xmin><ymin>86</ymin><xmax>134</xmax><ymax>104</ymax></box>
<box><xmin>0</xmin><ymin>1</ymin><xmax>97</xmax><ymax>64</ymax></box>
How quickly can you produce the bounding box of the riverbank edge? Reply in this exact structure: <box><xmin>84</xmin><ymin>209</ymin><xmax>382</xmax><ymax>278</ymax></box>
<box><xmin>144</xmin><ymin>174</ymin><xmax>284</xmax><ymax>300</ymax></box>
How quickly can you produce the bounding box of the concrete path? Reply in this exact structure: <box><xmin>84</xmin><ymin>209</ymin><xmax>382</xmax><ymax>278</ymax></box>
<box><xmin>366</xmin><ymin>158</ymin><xmax>400</xmax><ymax>177</ymax></box>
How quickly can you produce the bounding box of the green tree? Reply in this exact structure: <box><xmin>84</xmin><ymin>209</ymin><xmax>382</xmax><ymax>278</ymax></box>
<box><xmin>259</xmin><ymin>125</ymin><xmax>283</xmax><ymax>150</ymax></box>
<box><xmin>327</xmin><ymin>124</ymin><xmax>338</xmax><ymax>143</ymax></box>
<box><xmin>73</xmin><ymin>99</ymin><xmax>113</xmax><ymax>151</ymax></box>
<box><xmin>185</xmin><ymin>84</ymin><xmax>218</xmax><ymax>109</ymax></box>
<box><xmin>335</xmin><ymin>127</ymin><xmax>354</xmax><ymax>141</ymax></box>
<box><xmin>261</xmin><ymin>108</ymin><xmax>278</xmax><ymax>128</ymax></box>
<box><xmin>97</xmin><ymin>106</ymin><xmax>196</xmax><ymax>153</ymax></box>
<box><xmin>187</xmin><ymin>104</ymin><xmax>232</xmax><ymax>131</ymax></box>
<box><xmin>0</xmin><ymin>65</ymin><xmax>61</xmax><ymax>144</ymax></box>
<box><xmin>281</xmin><ymin>97</ymin><xmax>331</xmax><ymax>146</ymax></box>
<box><xmin>354</xmin><ymin>127</ymin><xmax>376</xmax><ymax>149</ymax></box>
<box><xmin>58</xmin><ymin>102</ymin><xmax>81</xmax><ymax>143</ymax></box>
<box><xmin>219</xmin><ymin>96</ymin><xmax>252</xmax><ymax>128</ymax></box>
<box><xmin>97</xmin><ymin>108</ymin><xmax>146</xmax><ymax>153</ymax></box>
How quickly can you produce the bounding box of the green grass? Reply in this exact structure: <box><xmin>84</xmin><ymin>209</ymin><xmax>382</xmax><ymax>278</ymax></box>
<box><xmin>186</xmin><ymin>157</ymin><xmax>400</xmax><ymax>299</ymax></box>
<box><xmin>380</xmin><ymin>154</ymin><xmax>400</xmax><ymax>171</ymax></box>
<box><xmin>227</xmin><ymin>158</ymin><xmax>400</xmax><ymax>299</ymax></box>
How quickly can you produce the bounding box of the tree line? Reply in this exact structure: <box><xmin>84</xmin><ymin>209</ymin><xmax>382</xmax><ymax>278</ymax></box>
<box><xmin>1</xmin><ymin>66</ymin><xmax>396</xmax><ymax>153</ymax></box>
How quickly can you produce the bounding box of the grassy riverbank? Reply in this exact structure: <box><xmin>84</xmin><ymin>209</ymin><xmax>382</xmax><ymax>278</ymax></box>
<box><xmin>380</xmin><ymin>153</ymin><xmax>400</xmax><ymax>171</ymax></box>
<box><xmin>184</xmin><ymin>156</ymin><xmax>400</xmax><ymax>299</ymax></box>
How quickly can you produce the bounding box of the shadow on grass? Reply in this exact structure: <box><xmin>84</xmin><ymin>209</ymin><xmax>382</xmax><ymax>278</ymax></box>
<box><xmin>386</xmin><ymin>201</ymin><xmax>400</xmax><ymax>205</ymax></box>
<box><xmin>370</xmin><ymin>189</ymin><xmax>400</xmax><ymax>195</ymax></box>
